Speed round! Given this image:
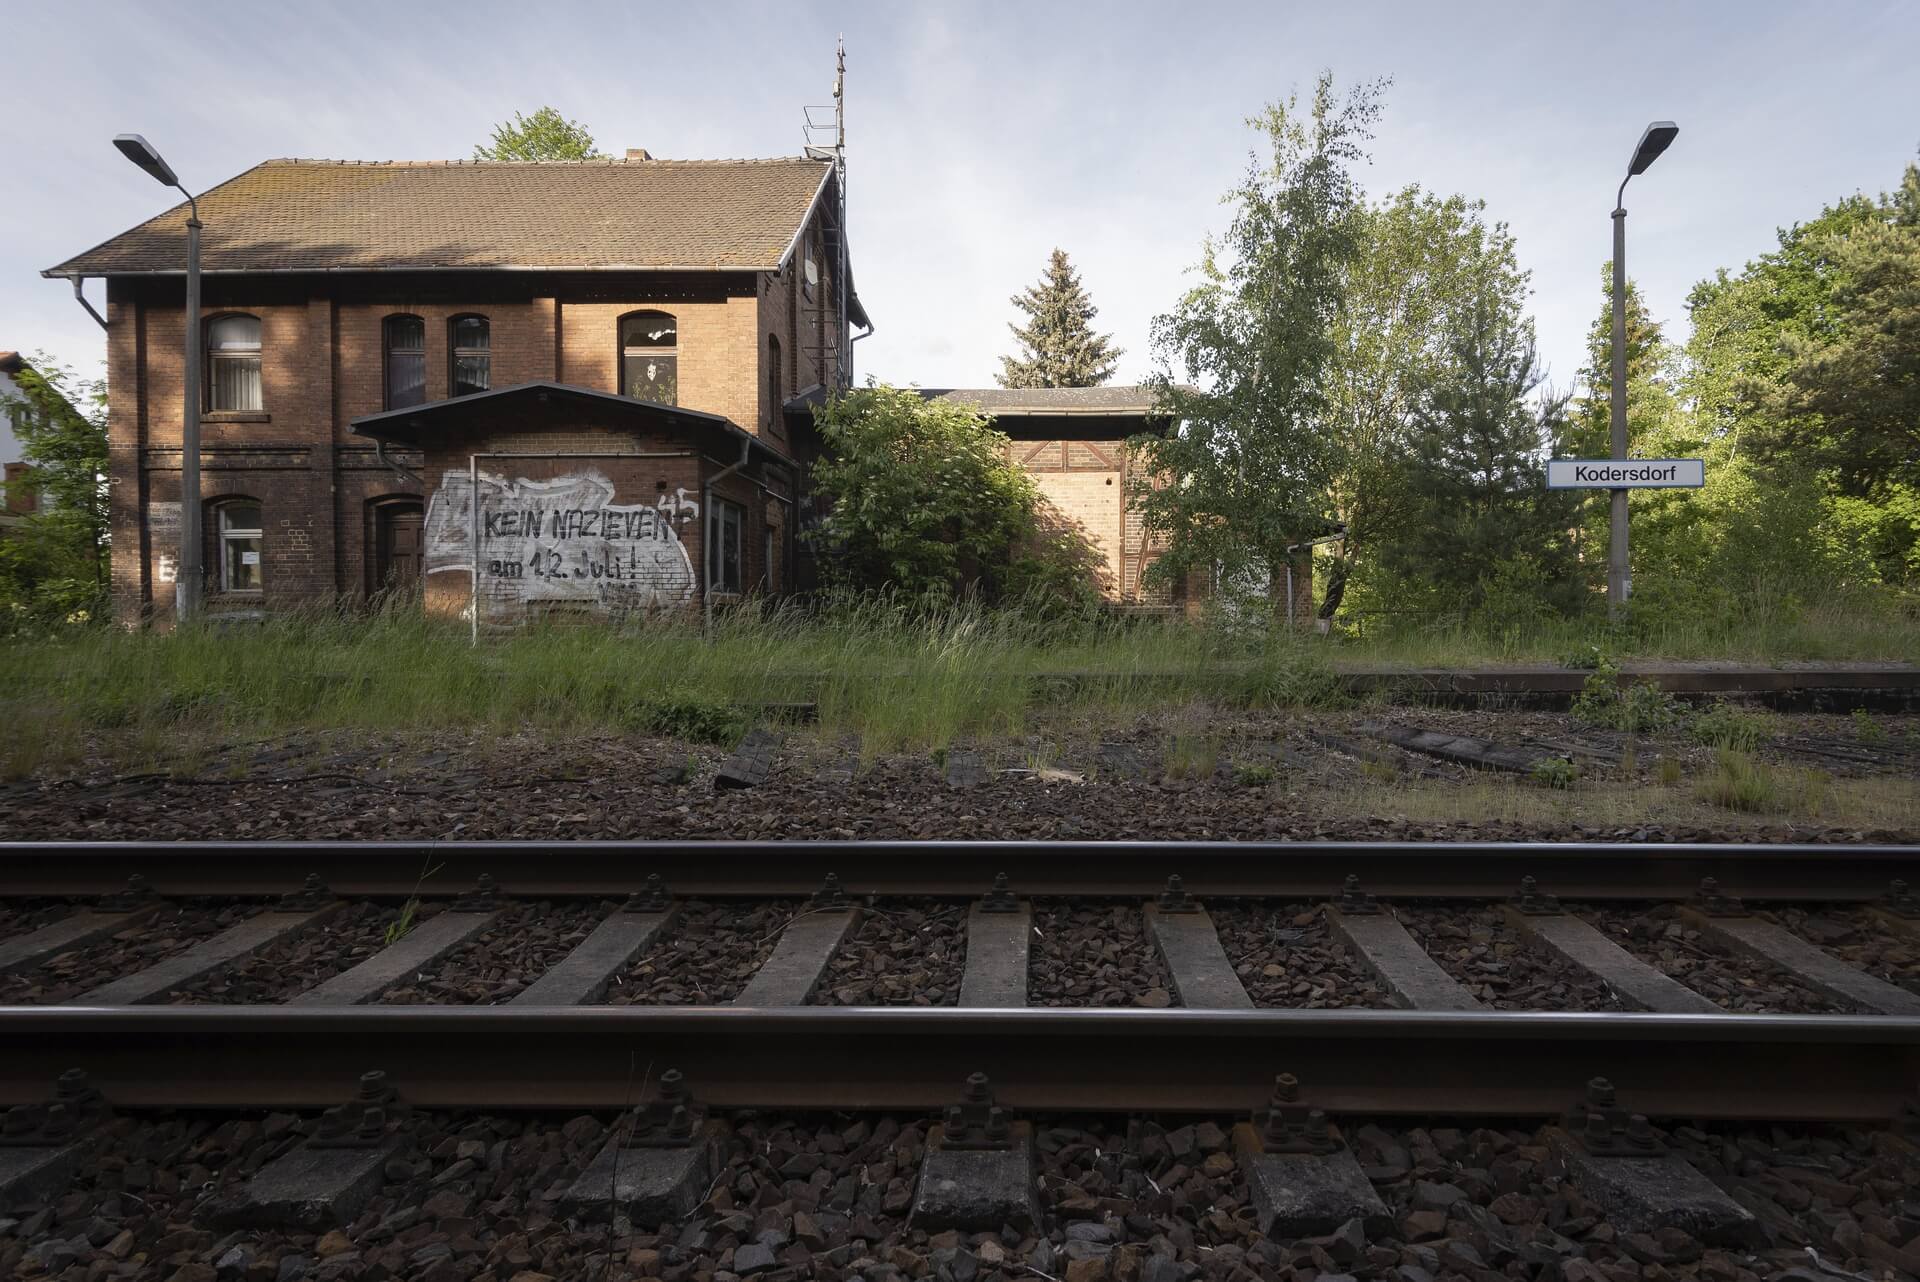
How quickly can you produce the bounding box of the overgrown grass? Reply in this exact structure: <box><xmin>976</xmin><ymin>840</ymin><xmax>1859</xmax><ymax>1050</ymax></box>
<box><xmin>1339</xmin><ymin>591</ymin><xmax>1919</xmax><ymax>665</ymax></box>
<box><xmin>0</xmin><ymin>599</ymin><xmax>1342</xmax><ymax>776</ymax></box>
<box><xmin>3</xmin><ymin>585</ymin><xmax>1914</xmax><ymax>781</ymax></box>
<box><xmin>1695</xmin><ymin>749</ymin><xmax>1834</xmax><ymax>817</ymax></box>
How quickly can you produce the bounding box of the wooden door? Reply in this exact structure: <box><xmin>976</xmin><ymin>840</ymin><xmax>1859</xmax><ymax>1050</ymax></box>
<box><xmin>376</xmin><ymin>502</ymin><xmax>425</xmax><ymax>591</ymax></box>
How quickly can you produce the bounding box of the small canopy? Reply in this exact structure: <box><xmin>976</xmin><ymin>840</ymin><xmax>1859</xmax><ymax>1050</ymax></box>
<box><xmin>350</xmin><ymin>380</ymin><xmax>786</xmax><ymax>468</ymax></box>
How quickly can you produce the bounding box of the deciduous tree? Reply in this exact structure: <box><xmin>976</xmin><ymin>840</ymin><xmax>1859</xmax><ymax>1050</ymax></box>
<box><xmin>474</xmin><ymin>108</ymin><xmax>602</xmax><ymax>162</ymax></box>
<box><xmin>0</xmin><ymin>355</ymin><xmax>109</xmax><ymax>626</ymax></box>
<box><xmin>1130</xmin><ymin>73</ymin><xmax>1386</xmax><ymax>617</ymax></box>
<box><xmin>1320</xmin><ymin>188</ymin><xmax>1529</xmax><ymax>618</ymax></box>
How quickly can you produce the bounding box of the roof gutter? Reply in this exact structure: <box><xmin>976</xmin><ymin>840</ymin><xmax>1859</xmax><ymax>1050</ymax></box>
<box><xmin>42</xmin><ymin>263</ymin><xmax>788</xmax><ymax>280</ymax></box>
<box><xmin>68</xmin><ymin>278</ymin><xmax>108</xmax><ymax>332</ymax></box>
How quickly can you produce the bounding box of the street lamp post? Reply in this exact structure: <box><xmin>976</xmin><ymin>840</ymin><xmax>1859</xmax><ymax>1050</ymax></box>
<box><xmin>114</xmin><ymin>134</ymin><xmax>203</xmax><ymax>623</ymax></box>
<box><xmin>1608</xmin><ymin>120</ymin><xmax>1679</xmax><ymax>618</ymax></box>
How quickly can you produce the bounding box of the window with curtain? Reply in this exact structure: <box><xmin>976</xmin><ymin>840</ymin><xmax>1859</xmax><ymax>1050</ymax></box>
<box><xmin>619</xmin><ymin>311</ymin><xmax>678</xmax><ymax>404</ymax></box>
<box><xmin>217</xmin><ymin>500</ymin><xmax>263</xmax><ymax>592</ymax></box>
<box><xmin>384</xmin><ymin>315</ymin><xmax>426</xmax><ymax>410</ymax></box>
<box><xmin>450</xmin><ymin>315</ymin><xmax>490</xmax><ymax>397</ymax></box>
<box><xmin>206</xmin><ymin>315</ymin><xmax>262</xmax><ymax>412</ymax></box>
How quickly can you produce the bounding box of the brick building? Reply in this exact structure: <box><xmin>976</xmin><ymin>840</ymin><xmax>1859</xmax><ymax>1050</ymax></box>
<box><xmin>918</xmin><ymin>387</ymin><xmax>1186</xmax><ymax>609</ymax></box>
<box><xmin>44</xmin><ymin>152</ymin><xmax>866</xmax><ymax>626</ymax></box>
<box><xmin>46</xmin><ymin>145</ymin><xmax>1314</xmax><ymax>626</ymax></box>
<box><xmin>913</xmin><ymin>388</ymin><xmax>1312</xmax><ymax>619</ymax></box>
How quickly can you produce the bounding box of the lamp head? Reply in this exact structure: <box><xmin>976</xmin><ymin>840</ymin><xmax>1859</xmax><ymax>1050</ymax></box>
<box><xmin>1627</xmin><ymin>122</ymin><xmax>1679</xmax><ymax>177</ymax></box>
<box><xmin>113</xmin><ymin>134</ymin><xmax>180</xmax><ymax>188</ymax></box>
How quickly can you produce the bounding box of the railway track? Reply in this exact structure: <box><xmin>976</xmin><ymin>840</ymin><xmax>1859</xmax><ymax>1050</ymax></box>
<box><xmin>3</xmin><ymin>840</ymin><xmax>1919</xmax><ymax>1124</ymax></box>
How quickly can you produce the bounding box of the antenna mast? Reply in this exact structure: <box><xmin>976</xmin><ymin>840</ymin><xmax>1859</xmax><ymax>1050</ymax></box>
<box><xmin>803</xmin><ymin>37</ymin><xmax>850</xmax><ymax>387</ymax></box>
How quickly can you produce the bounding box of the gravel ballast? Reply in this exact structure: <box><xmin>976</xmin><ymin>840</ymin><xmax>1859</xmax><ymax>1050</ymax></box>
<box><xmin>1210</xmin><ymin>901</ymin><xmax>1392</xmax><ymax>1008</ymax></box>
<box><xmin>0</xmin><ymin>900</ymin><xmax>256</xmax><ymax>1005</ymax></box>
<box><xmin>164</xmin><ymin>901</ymin><xmax>407</xmax><ymax>1003</ymax></box>
<box><xmin>1770</xmin><ymin>906</ymin><xmax>1920</xmax><ymax>995</ymax></box>
<box><xmin>1029</xmin><ymin>901</ymin><xmax>1177</xmax><ymax>1007</ymax></box>
<box><xmin>0</xmin><ymin>898</ymin><xmax>79</xmax><ymax>943</ymax></box>
<box><xmin>606</xmin><ymin>899</ymin><xmax>796</xmax><ymax>1005</ymax></box>
<box><xmin>1397</xmin><ymin>903</ymin><xmax>1628</xmax><ymax>1011</ymax></box>
<box><xmin>380</xmin><ymin>901</ymin><xmax>611</xmax><ymax>1005</ymax></box>
<box><xmin>815</xmin><ymin>899</ymin><xmax>966</xmax><ymax>1006</ymax></box>
<box><xmin>3</xmin><ymin>708</ymin><xmax>1912</xmax><ymax>845</ymax></box>
<box><xmin>1581</xmin><ymin>904</ymin><xmax>1851</xmax><ymax>1013</ymax></box>
<box><xmin>5</xmin><ymin>1103</ymin><xmax>1920</xmax><ymax>1282</ymax></box>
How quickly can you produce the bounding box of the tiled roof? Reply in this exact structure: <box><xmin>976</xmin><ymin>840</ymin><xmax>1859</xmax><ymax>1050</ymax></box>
<box><xmin>920</xmin><ymin>386</ymin><xmax>1168</xmax><ymax>416</ymax></box>
<box><xmin>45</xmin><ymin>157</ymin><xmax>834</xmax><ymax>277</ymax></box>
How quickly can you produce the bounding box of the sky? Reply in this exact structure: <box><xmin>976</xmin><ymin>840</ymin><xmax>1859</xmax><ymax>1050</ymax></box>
<box><xmin>4</xmin><ymin>2</ymin><xmax>1917</xmax><ymax>398</ymax></box>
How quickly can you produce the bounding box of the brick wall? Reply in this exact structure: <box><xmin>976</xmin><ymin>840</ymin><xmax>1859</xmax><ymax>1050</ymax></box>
<box><xmin>411</xmin><ymin>397</ymin><xmax>785</xmax><ymax>626</ymax></box>
<box><xmin>104</xmin><ymin>268</ymin><xmax>799</xmax><ymax>625</ymax></box>
<box><xmin>557</xmin><ymin>284</ymin><xmax>763</xmax><ymax>439</ymax></box>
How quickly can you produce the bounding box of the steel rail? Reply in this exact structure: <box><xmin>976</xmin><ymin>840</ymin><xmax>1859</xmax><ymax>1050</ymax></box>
<box><xmin>2</xmin><ymin>839</ymin><xmax>1916</xmax><ymax>900</ymax></box>
<box><xmin>3</xmin><ymin>1006</ymin><xmax>1916</xmax><ymax>1120</ymax></box>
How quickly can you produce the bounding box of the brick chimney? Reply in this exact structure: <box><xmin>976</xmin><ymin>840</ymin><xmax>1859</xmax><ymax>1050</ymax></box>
<box><xmin>626</xmin><ymin>148</ymin><xmax>653</xmax><ymax>161</ymax></box>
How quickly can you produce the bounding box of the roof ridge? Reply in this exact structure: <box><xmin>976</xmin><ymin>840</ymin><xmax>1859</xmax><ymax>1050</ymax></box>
<box><xmin>260</xmin><ymin>156</ymin><xmax>826</xmax><ymax>168</ymax></box>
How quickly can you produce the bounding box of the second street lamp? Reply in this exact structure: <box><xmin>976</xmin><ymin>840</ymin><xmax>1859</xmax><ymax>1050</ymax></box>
<box><xmin>1607</xmin><ymin>120</ymin><xmax>1679</xmax><ymax>617</ymax></box>
<box><xmin>114</xmin><ymin>133</ymin><xmax>204</xmax><ymax>623</ymax></box>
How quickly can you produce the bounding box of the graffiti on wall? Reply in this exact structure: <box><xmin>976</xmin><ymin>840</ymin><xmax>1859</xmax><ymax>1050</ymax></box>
<box><xmin>423</xmin><ymin>468</ymin><xmax>695</xmax><ymax>615</ymax></box>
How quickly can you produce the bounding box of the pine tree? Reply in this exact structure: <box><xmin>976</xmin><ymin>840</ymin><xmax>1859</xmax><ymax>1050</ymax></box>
<box><xmin>1570</xmin><ymin>265</ymin><xmax>1676</xmax><ymax>459</ymax></box>
<box><xmin>997</xmin><ymin>250</ymin><xmax>1122</xmax><ymax>388</ymax></box>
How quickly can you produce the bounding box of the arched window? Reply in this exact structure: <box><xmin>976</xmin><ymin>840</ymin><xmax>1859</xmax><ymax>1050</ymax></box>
<box><xmin>214</xmin><ymin>499</ymin><xmax>263</xmax><ymax>593</ymax></box>
<box><xmin>767</xmin><ymin>335</ymin><xmax>783</xmax><ymax>428</ymax></box>
<box><xmin>383</xmin><ymin>315</ymin><xmax>426</xmax><ymax>410</ymax></box>
<box><xmin>450</xmin><ymin>315</ymin><xmax>490</xmax><ymax>397</ymax></box>
<box><xmin>206</xmin><ymin>314</ymin><xmax>262</xmax><ymax>412</ymax></box>
<box><xmin>619</xmin><ymin>311</ymin><xmax>677</xmax><ymax>405</ymax></box>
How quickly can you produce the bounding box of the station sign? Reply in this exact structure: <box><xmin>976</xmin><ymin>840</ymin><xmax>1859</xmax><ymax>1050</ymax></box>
<box><xmin>1546</xmin><ymin>458</ymin><xmax>1704</xmax><ymax>490</ymax></box>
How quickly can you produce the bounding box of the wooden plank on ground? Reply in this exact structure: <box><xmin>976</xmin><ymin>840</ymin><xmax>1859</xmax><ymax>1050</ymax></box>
<box><xmin>1324</xmin><ymin>907</ymin><xmax>1483</xmax><ymax>1011</ymax></box>
<box><xmin>731</xmin><ymin>907</ymin><xmax>864</xmax><ymax>1006</ymax></box>
<box><xmin>511</xmin><ymin>908</ymin><xmax>677</xmax><ymax>1006</ymax></box>
<box><xmin>289</xmin><ymin>910</ymin><xmax>499</xmax><ymax>1006</ymax></box>
<box><xmin>82</xmin><ymin>905</ymin><xmax>341</xmax><ymax>1006</ymax></box>
<box><xmin>1145</xmin><ymin>904</ymin><xmax>1252</xmax><ymax>1009</ymax></box>
<box><xmin>0</xmin><ymin>905</ymin><xmax>162</xmax><ymax>976</ymax></box>
<box><xmin>1358</xmin><ymin>721</ymin><xmax>1546</xmax><ymax>774</ymax></box>
<box><xmin>959</xmin><ymin>902</ymin><xmax>1030</xmax><ymax>1007</ymax></box>
<box><xmin>1504</xmin><ymin>908</ymin><xmax>1722</xmax><ymax>1014</ymax></box>
<box><xmin>1679</xmin><ymin>910</ymin><xmax>1920</xmax><ymax>1016</ymax></box>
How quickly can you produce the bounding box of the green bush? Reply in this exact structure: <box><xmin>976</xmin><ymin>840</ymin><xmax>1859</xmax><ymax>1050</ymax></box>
<box><xmin>1570</xmin><ymin>657</ymin><xmax>1684</xmax><ymax>733</ymax></box>
<box><xmin>1690</xmin><ymin>703</ymin><xmax>1772</xmax><ymax>753</ymax></box>
<box><xmin>1530</xmin><ymin>756</ymin><xmax>1578</xmax><ymax>788</ymax></box>
<box><xmin>624</xmin><ymin>688</ymin><xmax>750</xmax><ymax>746</ymax></box>
<box><xmin>806</xmin><ymin>384</ymin><xmax>1098</xmax><ymax>608</ymax></box>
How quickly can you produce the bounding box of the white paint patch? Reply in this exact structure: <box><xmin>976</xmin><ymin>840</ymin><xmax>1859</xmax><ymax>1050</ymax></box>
<box><xmin>147</xmin><ymin>501</ymin><xmax>181</xmax><ymax>584</ymax></box>
<box><xmin>423</xmin><ymin>468</ymin><xmax>695</xmax><ymax>618</ymax></box>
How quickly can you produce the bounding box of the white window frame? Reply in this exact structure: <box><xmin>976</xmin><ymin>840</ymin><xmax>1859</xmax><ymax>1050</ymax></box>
<box><xmin>206</xmin><ymin>314</ymin><xmax>263</xmax><ymax>413</ymax></box>
<box><xmin>217</xmin><ymin>501</ymin><xmax>264</xmax><ymax>593</ymax></box>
